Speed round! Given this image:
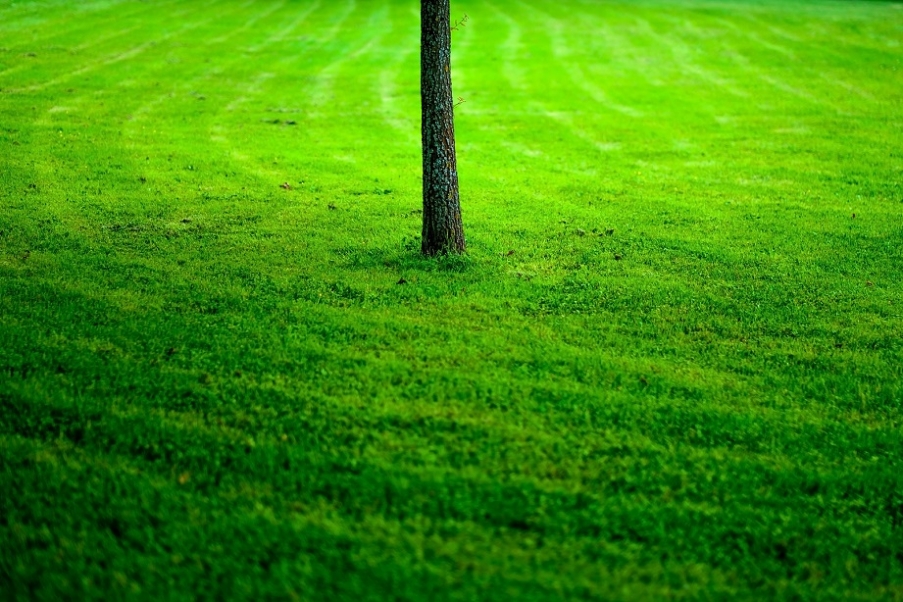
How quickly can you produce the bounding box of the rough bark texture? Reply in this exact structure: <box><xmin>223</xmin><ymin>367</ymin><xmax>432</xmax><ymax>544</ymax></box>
<box><xmin>421</xmin><ymin>0</ymin><xmax>465</xmax><ymax>255</ymax></box>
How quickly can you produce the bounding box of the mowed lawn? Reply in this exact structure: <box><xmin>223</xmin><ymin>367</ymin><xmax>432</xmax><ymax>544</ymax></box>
<box><xmin>1</xmin><ymin>0</ymin><xmax>902</xmax><ymax>598</ymax></box>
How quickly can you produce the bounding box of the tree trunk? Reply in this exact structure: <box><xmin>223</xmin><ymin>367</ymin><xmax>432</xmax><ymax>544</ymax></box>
<box><xmin>421</xmin><ymin>0</ymin><xmax>465</xmax><ymax>255</ymax></box>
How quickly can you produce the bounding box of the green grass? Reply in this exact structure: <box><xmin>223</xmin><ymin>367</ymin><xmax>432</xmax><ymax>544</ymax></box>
<box><xmin>1</xmin><ymin>0</ymin><xmax>902</xmax><ymax>598</ymax></box>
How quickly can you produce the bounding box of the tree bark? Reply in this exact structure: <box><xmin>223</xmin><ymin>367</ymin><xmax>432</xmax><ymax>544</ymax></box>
<box><xmin>421</xmin><ymin>0</ymin><xmax>465</xmax><ymax>255</ymax></box>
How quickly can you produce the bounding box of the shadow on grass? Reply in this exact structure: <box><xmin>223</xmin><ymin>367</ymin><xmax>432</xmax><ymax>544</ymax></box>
<box><xmin>334</xmin><ymin>237</ymin><xmax>474</xmax><ymax>274</ymax></box>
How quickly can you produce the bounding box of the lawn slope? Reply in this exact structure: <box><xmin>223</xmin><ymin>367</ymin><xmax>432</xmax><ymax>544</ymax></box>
<box><xmin>1</xmin><ymin>0</ymin><xmax>902</xmax><ymax>599</ymax></box>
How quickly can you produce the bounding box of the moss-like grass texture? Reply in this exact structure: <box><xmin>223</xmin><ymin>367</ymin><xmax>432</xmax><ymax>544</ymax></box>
<box><xmin>1</xmin><ymin>0</ymin><xmax>902</xmax><ymax>599</ymax></box>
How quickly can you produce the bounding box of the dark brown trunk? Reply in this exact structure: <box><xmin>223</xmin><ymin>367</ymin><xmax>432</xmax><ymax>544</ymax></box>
<box><xmin>421</xmin><ymin>0</ymin><xmax>465</xmax><ymax>255</ymax></box>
